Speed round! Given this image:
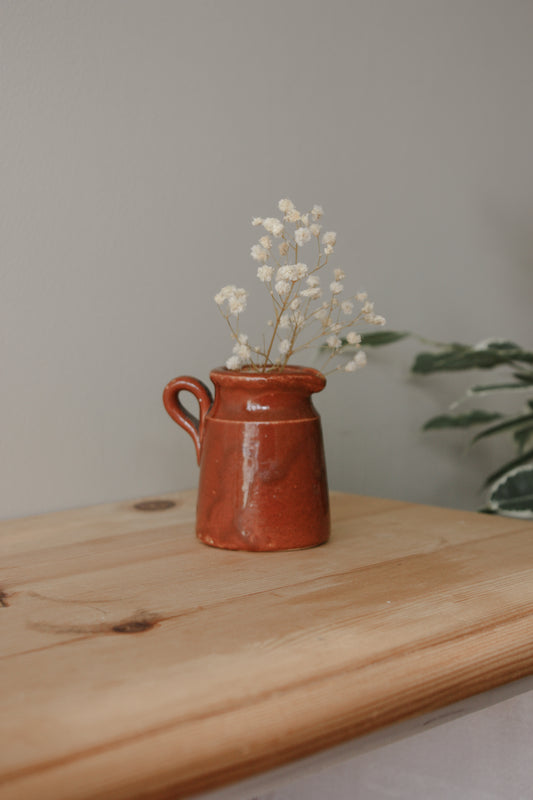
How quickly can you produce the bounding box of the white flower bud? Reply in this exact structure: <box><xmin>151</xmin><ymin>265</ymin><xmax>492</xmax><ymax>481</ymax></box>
<box><xmin>278</xmin><ymin>198</ymin><xmax>295</xmax><ymax>214</ymax></box>
<box><xmin>300</xmin><ymin>287</ymin><xmax>322</xmax><ymax>299</ymax></box>
<box><xmin>251</xmin><ymin>244</ymin><xmax>268</xmax><ymax>263</ymax></box>
<box><xmin>346</xmin><ymin>331</ymin><xmax>361</xmax><ymax>345</ymax></box>
<box><xmin>259</xmin><ymin>235</ymin><xmax>272</xmax><ymax>250</ymax></box>
<box><xmin>233</xmin><ymin>342</ymin><xmax>251</xmax><ymax>359</ymax></box>
<box><xmin>294</xmin><ymin>262</ymin><xmax>308</xmax><ymax>279</ymax></box>
<box><xmin>276</xmin><ymin>265</ymin><xmax>293</xmax><ymax>281</ymax></box>
<box><xmin>214</xmin><ymin>284</ymin><xmax>237</xmax><ymax>306</ymax></box>
<box><xmin>322</xmin><ymin>231</ymin><xmax>337</xmax><ymax>247</ymax></box>
<box><xmin>285</xmin><ymin>209</ymin><xmax>301</xmax><ymax>223</ymax></box>
<box><xmin>344</xmin><ymin>350</ymin><xmax>367</xmax><ymax>372</ymax></box>
<box><xmin>226</xmin><ymin>355</ymin><xmax>242</xmax><ymax>370</ymax></box>
<box><xmin>275</xmin><ymin>280</ymin><xmax>291</xmax><ymax>295</ymax></box>
<box><xmin>295</xmin><ymin>227</ymin><xmax>312</xmax><ymax>247</ymax></box>
<box><xmin>257</xmin><ymin>265</ymin><xmax>274</xmax><ymax>282</ymax></box>
<box><xmin>216</xmin><ymin>285</ymin><xmax>247</xmax><ymax>315</ymax></box>
<box><xmin>263</xmin><ymin>217</ymin><xmax>284</xmax><ymax>237</ymax></box>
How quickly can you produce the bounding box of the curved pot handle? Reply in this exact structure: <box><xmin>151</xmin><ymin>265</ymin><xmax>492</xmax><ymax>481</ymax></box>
<box><xmin>163</xmin><ymin>376</ymin><xmax>213</xmax><ymax>465</ymax></box>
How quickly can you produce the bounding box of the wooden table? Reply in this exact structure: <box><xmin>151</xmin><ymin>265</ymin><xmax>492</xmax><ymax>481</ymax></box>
<box><xmin>2</xmin><ymin>490</ymin><xmax>533</xmax><ymax>799</ymax></box>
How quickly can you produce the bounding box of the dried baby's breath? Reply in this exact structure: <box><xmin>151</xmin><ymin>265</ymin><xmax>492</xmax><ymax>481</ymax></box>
<box><xmin>215</xmin><ymin>199</ymin><xmax>385</xmax><ymax>374</ymax></box>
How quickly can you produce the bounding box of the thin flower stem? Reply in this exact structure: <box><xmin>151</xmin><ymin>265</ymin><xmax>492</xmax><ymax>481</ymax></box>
<box><xmin>264</xmin><ymin>291</ymin><xmax>291</xmax><ymax>368</ymax></box>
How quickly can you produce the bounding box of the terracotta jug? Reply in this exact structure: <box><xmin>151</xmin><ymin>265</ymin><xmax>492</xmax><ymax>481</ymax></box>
<box><xmin>162</xmin><ymin>366</ymin><xmax>330</xmax><ymax>551</ymax></box>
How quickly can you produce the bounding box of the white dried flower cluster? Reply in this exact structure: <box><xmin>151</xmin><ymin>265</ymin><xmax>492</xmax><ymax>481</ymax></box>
<box><xmin>215</xmin><ymin>199</ymin><xmax>385</xmax><ymax>374</ymax></box>
<box><xmin>214</xmin><ymin>285</ymin><xmax>248</xmax><ymax>316</ymax></box>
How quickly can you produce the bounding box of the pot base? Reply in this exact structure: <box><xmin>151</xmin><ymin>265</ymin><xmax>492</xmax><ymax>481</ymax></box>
<box><xmin>197</xmin><ymin>531</ymin><xmax>329</xmax><ymax>552</ymax></box>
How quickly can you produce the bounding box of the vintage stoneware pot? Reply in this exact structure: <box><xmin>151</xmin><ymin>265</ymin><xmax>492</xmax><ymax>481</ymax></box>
<box><xmin>162</xmin><ymin>366</ymin><xmax>330</xmax><ymax>551</ymax></box>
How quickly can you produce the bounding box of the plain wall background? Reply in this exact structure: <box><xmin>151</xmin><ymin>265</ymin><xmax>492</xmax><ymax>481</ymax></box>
<box><xmin>2</xmin><ymin>4</ymin><xmax>533</xmax><ymax>799</ymax></box>
<box><xmin>3</xmin><ymin>0</ymin><xmax>533</xmax><ymax>519</ymax></box>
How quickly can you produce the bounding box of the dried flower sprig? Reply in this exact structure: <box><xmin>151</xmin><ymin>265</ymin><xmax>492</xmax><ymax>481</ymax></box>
<box><xmin>215</xmin><ymin>199</ymin><xmax>386</xmax><ymax>374</ymax></box>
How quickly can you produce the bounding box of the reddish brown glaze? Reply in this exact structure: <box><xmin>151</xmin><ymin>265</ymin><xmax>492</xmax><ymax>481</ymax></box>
<box><xmin>163</xmin><ymin>367</ymin><xmax>330</xmax><ymax>551</ymax></box>
<box><xmin>162</xmin><ymin>376</ymin><xmax>212</xmax><ymax>464</ymax></box>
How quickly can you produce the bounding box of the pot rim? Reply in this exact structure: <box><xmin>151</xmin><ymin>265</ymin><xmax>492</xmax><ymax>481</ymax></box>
<box><xmin>210</xmin><ymin>365</ymin><xmax>326</xmax><ymax>390</ymax></box>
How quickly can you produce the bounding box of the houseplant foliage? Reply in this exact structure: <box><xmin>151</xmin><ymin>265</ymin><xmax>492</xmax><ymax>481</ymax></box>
<box><xmin>359</xmin><ymin>332</ymin><xmax>533</xmax><ymax>518</ymax></box>
<box><xmin>215</xmin><ymin>199</ymin><xmax>385</xmax><ymax>374</ymax></box>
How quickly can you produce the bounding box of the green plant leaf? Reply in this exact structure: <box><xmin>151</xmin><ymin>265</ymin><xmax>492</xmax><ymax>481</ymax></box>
<box><xmin>423</xmin><ymin>410</ymin><xmax>503</xmax><ymax>431</ymax></box>
<box><xmin>467</xmin><ymin>382</ymin><xmax>533</xmax><ymax>394</ymax></box>
<box><xmin>358</xmin><ymin>331</ymin><xmax>411</xmax><ymax>347</ymax></box>
<box><xmin>471</xmin><ymin>413</ymin><xmax>533</xmax><ymax>444</ymax></box>
<box><xmin>411</xmin><ymin>346</ymin><xmax>467</xmax><ymax>374</ymax></box>
<box><xmin>488</xmin><ymin>465</ymin><xmax>533</xmax><ymax>518</ymax></box>
<box><xmin>412</xmin><ymin>345</ymin><xmax>533</xmax><ymax>374</ymax></box>
<box><xmin>484</xmin><ymin>448</ymin><xmax>533</xmax><ymax>487</ymax></box>
<box><xmin>514</xmin><ymin>424</ymin><xmax>533</xmax><ymax>454</ymax></box>
<box><xmin>484</xmin><ymin>340</ymin><xmax>522</xmax><ymax>351</ymax></box>
<box><xmin>514</xmin><ymin>371</ymin><xmax>533</xmax><ymax>384</ymax></box>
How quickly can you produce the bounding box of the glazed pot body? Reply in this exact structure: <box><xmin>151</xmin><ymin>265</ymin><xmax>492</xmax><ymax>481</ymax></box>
<box><xmin>163</xmin><ymin>367</ymin><xmax>330</xmax><ymax>551</ymax></box>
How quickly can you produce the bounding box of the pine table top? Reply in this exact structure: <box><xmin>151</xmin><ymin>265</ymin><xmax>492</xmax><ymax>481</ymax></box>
<box><xmin>2</xmin><ymin>490</ymin><xmax>533</xmax><ymax>799</ymax></box>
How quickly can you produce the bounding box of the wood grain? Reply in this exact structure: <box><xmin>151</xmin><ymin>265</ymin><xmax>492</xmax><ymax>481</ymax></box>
<box><xmin>1</xmin><ymin>491</ymin><xmax>533</xmax><ymax>799</ymax></box>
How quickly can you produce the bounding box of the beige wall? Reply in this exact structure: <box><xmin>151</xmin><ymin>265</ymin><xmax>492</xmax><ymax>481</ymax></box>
<box><xmin>2</xmin><ymin>0</ymin><xmax>533</xmax><ymax>518</ymax></box>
